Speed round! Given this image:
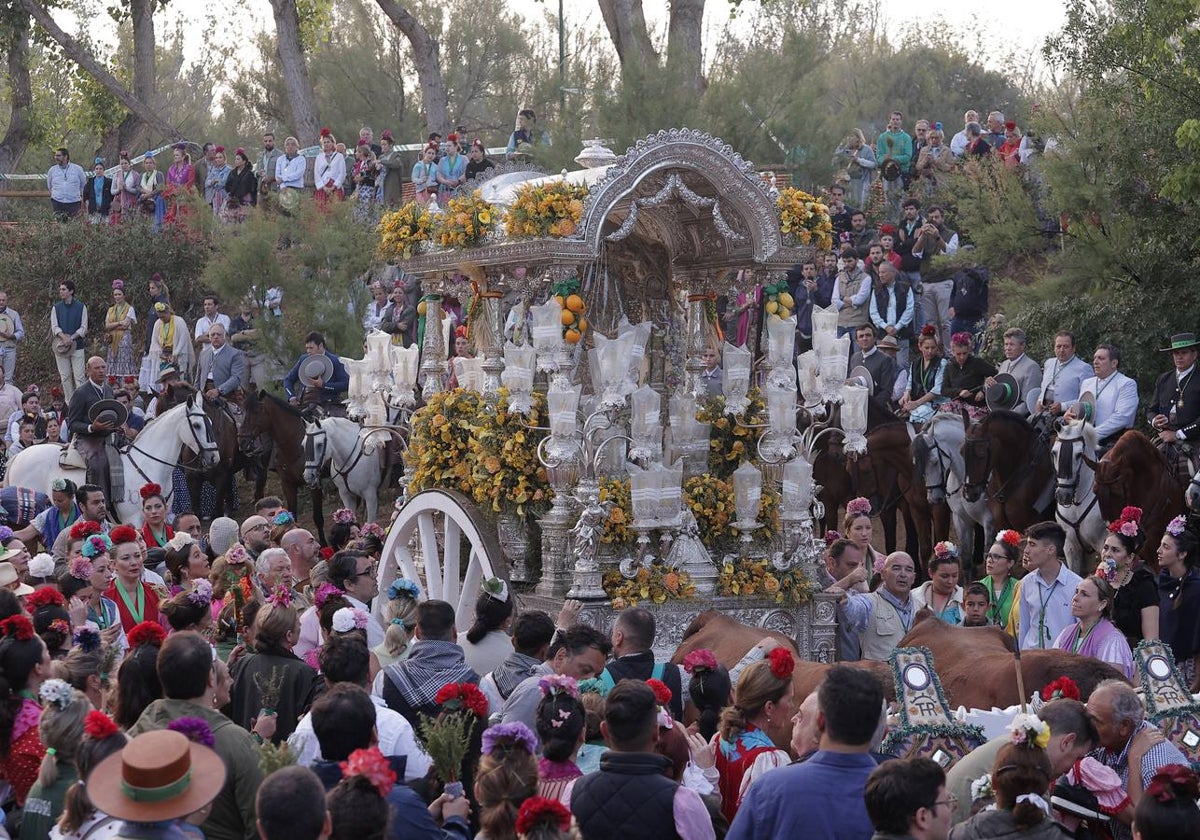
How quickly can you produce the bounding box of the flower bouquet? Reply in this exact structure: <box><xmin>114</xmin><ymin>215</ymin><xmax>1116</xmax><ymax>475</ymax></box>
<box><xmin>504</xmin><ymin>181</ymin><xmax>589</xmax><ymax>238</ymax></box>
<box><xmin>695</xmin><ymin>390</ymin><xmax>767</xmax><ymax>480</ymax></box>
<box><xmin>377</xmin><ymin>201</ymin><xmax>434</xmax><ymax>259</ymax></box>
<box><xmin>717</xmin><ymin>557</ymin><xmax>813</xmax><ymax>604</ymax></box>
<box><xmin>598</xmin><ymin>477</ymin><xmax>633</xmax><ymax>545</ymax></box>
<box><xmin>433</xmin><ymin>191</ymin><xmax>496</xmax><ymax>249</ymax></box>
<box><xmin>417</xmin><ymin>682</ymin><xmax>488</xmax><ymax>796</ymax></box>
<box><xmin>603</xmin><ymin>562</ymin><xmax>696</xmax><ymax>608</ymax></box>
<box><xmin>777</xmin><ymin>187</ymin><xmax>834</xmax><ymax>250</ymax></box>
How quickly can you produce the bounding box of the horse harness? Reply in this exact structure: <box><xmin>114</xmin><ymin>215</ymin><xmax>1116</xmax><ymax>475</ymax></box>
<box><xmin>917</xmin><ymin>432</ymin><xmax>960</xmax><ymax>500</ymax></box>
<box><xmin>305</xmin><ymin>424</ymin><xmax>372</xmax><ymax>483</ymax></box>
<box><xmin>124</xmin><ymin>403</ymin><xmax>219</xmax><ymax>507</ymax></box>
<box><xmin>1053</xmin><ymin>433</ymin><xmax>1101</xmax><ymax>549</ymax></box>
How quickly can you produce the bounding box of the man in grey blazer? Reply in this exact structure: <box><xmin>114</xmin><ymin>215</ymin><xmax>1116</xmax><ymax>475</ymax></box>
<box><xmin>987</xmin><ymin>327</ymin><xmax>1041</xmax><ymax>417</ymax></box>
<box><xmin>196</xmin><ymin>323</ymin><xmax>246</xmax><ymax>404</ymax></box>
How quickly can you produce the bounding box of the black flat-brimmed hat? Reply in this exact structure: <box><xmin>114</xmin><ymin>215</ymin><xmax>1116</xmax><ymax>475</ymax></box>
<box><xmin>87</xmin><ymin>729</ymin><xmax>226</xmax><ymax>823</ymax></box>
<box><xmin>1159</xmin><ymin>332</ymin><xmax>1200</xmax><ymax>352</ymax></box>
<box><xmin>985</xmin><ymin>373</ymin><xmax>1021</xmax><ymax>412</ymax></box>
<box><xmin>88</xmin><ymin>399</ymin><xmax>129</xmax><ymax>428</ymax></box>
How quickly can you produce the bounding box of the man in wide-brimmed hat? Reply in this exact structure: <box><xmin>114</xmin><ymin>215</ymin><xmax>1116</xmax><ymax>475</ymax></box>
<box><xmin>283</xmin><ymin>331</ymin><xmax>349</xmax><ymax>415</ymax></box>
<box><xmin>66</xmin><ymin>357</ymin><xmax>126</xmax><ymax>496</ymax></box>
<box><xmin>1147</xmin><ymin>331</ymin><xmax>1200</xmax><ymax>481</ymax></box>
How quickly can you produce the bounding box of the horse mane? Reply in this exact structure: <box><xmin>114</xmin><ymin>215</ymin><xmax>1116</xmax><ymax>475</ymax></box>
<box><xmin>261</xmin><ymin>390</ymin><xmax>304</xmax><ymax>419</ymax></box>
<box><xmin>1100</xmin><ymin>430</ymin><xmax>1172</xmax><ymax>476</ymax></box>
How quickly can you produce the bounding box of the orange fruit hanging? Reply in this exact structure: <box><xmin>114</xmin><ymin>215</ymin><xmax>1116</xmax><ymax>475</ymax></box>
<box><xmin>564</xmin><ymin>328</ymin><xmax>581</xmax><ymax>344</ymax></box>
<box><xmin>566</xmin><ymin>294</ymin><xmax>585</xmax><ymax>313</ymax></box>
<box><xmin>561</xmin><ymin>309</ymin><xmax>576</xmax><ymax>326</ymax></box>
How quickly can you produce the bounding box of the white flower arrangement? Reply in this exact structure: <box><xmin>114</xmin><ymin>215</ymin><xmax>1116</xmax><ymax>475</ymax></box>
<box><xmin>970</xmin><ymin>772</ymin><xmax>994</xmax><ymax>802</ymax></box>
<box><xmin>332</xmin><ymin>607</ymin><xmax>370</xmax><ymax>634</ymax></box>
<box><xmin>1007</xmin><ymin>713</ymin><xmax>1051</xmax><ymax>749</ymax></box>
<box><xmin>167</xmin><ymin>532</ymin><xmax>194</xmax><ymax>552</ymax></box>
<box><xmin>39</xmin><ymin>678</ymin><xmax>75</xmax><ymax>710</ymax></box>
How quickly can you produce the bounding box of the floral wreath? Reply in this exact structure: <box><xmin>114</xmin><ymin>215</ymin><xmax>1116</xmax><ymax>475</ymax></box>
<box><xmin>340</xmin><ymin>746</ymin><xmax>396</xmax><ymax>798</ymax></box>
<box><xmin>127</xmin><ymin>621</ymin><xmax>167</xmax><ymax>648</ymax></box>
<box><xmin>187</xmin><ymin>579</ymin><xmax>214</xmax><ymax>607</ymax></box>
<box><xmin>332</xmin><ymin>607</ymin><xmax>369</xmax><ymax>633</ymax></box>
<box><xmin>538</xmin><ymin>673</ymin><xmax>580</xmax><ymax>700</ymax></box>
<box><xmin>1166</xmin><ymin>515</ymin><xmax>1188</xmax><ymax>537</ymax></box>
<box><xmin>1041</xmin><ymin>676</ymin><xmax>1081</xmax><ymax>701</ymax></box>
<box><xmin>39</xmin><ymin>678</ymin><xmax>74</xmax><ymax>710</ymax></box>
<box><xmin>69</xmin><ymin>555</ymin><xmax>94</xmax><ymax>581</ymax></box>
<box><xmin>481</xmin><ymin>721</ymin><xmax>537</xmax><ymax>756</ymax></box>
<box><xmin>434</xmin><ymin>682</ymin><xmax>489</xmax><ymax>717</ymax></box>
<box><xmin>767</xmin><ymin>647</ymin><xmax>795</xmax><ymax>680</ymax></box>
<box><xmin>997</xmin><ymin>529</ymin><xmax>1021</xmax><ymax>548</ymax></box>
<box><xmin>332</xmin><ymin>508</ymin><xmax>356</xmax><ymax>525</ymax></box>
<box><xmin>682</xmin><ymin>648</ymin><xmax>718</xmax><ymax>675</ymax></box>
<box><xmin>1145</xmin><ymin>764</ymin><xmax>1200</xmax><ymax>804</ymax></box>
<box><xmin>1106</xmin><ymin>506</ymin><xmax>1142</xmax><ymax>538</ymax></box>
<box><xmin>482</xmin><ymin>576</ymin><xmax>509</xmax><ymax>603</ymax></box>
<box><xmin>846</xmin><ymin>497</ymin><xmax>872</xmax><ymax>517</ymax></box>
<box><xmin>0</xmin><ymin>615</ymin><xmax>34</xmax><ymax>641</ymax></box>
<box><xmin>515</xmin><ymin>796</ymin><xmax>572</xmax><ymax>836</ymax></box>
<box><xmin>81</xmin><ymin>534</ymin><xmax>112</xmax><ymax>559</ymax></box>
<box><xmin>388</xmin><ymin>578</ymin><xmax>420</xmax><ymax>601</ymax></box>
<box><xmin>314</xmin><ymin>583</ymin><xmax>344</xmax><ymax>608</ymax></box>
<box><xmin>168</xmin><ymin>717</ymin><xmax>216</xmax><ymax>747</ymax></box>
<box><xmin>84</xmin><ymin>710</ymin><xmax>119</xmax><ymax>740</ymax></box>
<box><xmin>1007</xmin><ymin>713</ymin><xmax>1050</xmax><ymax>749</ymax></box>
<box><xmin>933</xmin><ymin>541</ymin><xmax>959</xmax><ymax>561</ymax></box>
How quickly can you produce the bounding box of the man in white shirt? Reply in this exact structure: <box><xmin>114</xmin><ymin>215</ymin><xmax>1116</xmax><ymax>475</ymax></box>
<box><xmin>1035</xmin><ymin>331</ymin><xmax>1093</xmax><ymax>418</ymax></box>
<box><xmin>46</xmin><ymin>147</ymin><xmax>87</xmax><ymax>219</ymax></box>
<box><xmin>950</xmin><ymin>110</ymin><xmax>979</xmax><ymax>158</ymax></box>
<box><xmin>1017</xmin><ymin>521</ymin><xmax>1083</xmax><ymax>650</ymax></box>
<box><xmin>193</xmin><ymin>294</ymin><xmax>231</xmax><ymax>350</ymax></box>
<box><xmin>986</xmin><ymin>327</ymin><xmax>1041</xmax><ymax>418</ymax></box>
<box><xmin>1066</xmin><ymin>343</ymin><xmax>1139</xmax><ymax>452</ymax></box>
<box><xmin>0</xmin><ymin>291</ymin><xmax>25</xmax><ymax>381</ymax></box>
<box><xmin>275</xmin><ymin>136</ymin><xmax>307</xmax><ymax>190</ymax></box>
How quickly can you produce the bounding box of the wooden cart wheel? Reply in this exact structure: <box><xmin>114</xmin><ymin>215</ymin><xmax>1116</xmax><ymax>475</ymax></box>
<box><xmin>374</xmin><ymin>489</ymin><xmax>508</xmax><ymax>630</ymax></box>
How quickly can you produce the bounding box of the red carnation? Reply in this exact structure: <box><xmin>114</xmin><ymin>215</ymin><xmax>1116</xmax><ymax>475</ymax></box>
<box><xmin>0</xmin><ymin>615</ymin><xmax>34</xmax><ymax>641</ymax></box>
<box><xmin>515</xmin><ymin>797</ymin><xmax>572</xmax><ymax>836</ymax></box>
<box><xmin>109</xmin><ymin>524</ymin><xmax>139</xmax><ymax>544</ymax></box>
<box><xmin>70</xmin><ymin>520</ymin><xmax>102</xmax><ymax>540</ymax></box>
<box><xmin>319</xmin><ymin>546</ymin><xmax>334</xmax><ymax>561</ymax></box>
<box><xmin>1042</xmin><ymin>676</ymin><xmax>1081</xmax><ymax>701</ymax></box>
<box><xmin>646</xmin><ymin>678</ymin><xmax>673</xmax><ymax>706</ymax></box>
<box><xmin>26</xmin><ymin>588</ymin><xmax>65</xmax><ymax>609</ymax></box>
<box><xmin>128</xmin><ymin>621</ymin><xmax>167</xmax><ymax>648</ymax></box>
<box><xmin>435</xmin><ymin>682</ymin><xmax>488</xmax><ymax>717</ymax></box>
<box><xmin>1119</xmin><ymin>506</ymin><xmax>1143</xmax><ymax>523</ymax></box>
<box><xmin>767</xmin><ymin>647</ymin><xmax>795</xmax><ymax>681</ymax></box>
<box><xmin>140</xmin><ymin>483</ymin><xmax>162</xmax><ymax>500</ymax></box>
<box><xmin>84</xmin><ymin>710</ymin><xmax>119</xmax><ymax>740</ymax></box>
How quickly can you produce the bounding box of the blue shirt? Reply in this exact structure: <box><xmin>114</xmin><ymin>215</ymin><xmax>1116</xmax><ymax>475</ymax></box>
<box><xmin>1018</xmin><ymin>562</ymin><xmax>1083</xmax><ymax>650</ymax></box>
<box><xmin>726</xmin><ymin>750</ymin><xmax>878</xmax><ymax>840</ymax></box>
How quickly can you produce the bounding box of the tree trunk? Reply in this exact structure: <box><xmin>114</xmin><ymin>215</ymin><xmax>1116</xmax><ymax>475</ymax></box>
<box><xmin>596</xmin><ymin>0</ymin><xmax>657</xmax><ymax>78</ymax></box>
<box><xmin>266</xmin><ymin>0</ymin><xmax>321</xmax><ymax>145</ymax></box>
<box><xmin>667</xmin><ymin>0</ymin><xmax>706</xmax><ymax>95</ymax></box>
<box><xmin>120</xmin><ymin>0</ymin><xmax>157</xmax><ymax>152</ymax></box>
<box><xmin>0</xmin><ymin>14</ymin><xmax>33</xmax><ymax>175</ymax></box>
<box><xmin>373</xmin><ymin>0</ymin><xmax>450</xmax><ymax>136</ymax></box>
<box><xmin>20</xmin><ymin>0</ymin><xmax>180</xmax><ymax>140</ymax></box>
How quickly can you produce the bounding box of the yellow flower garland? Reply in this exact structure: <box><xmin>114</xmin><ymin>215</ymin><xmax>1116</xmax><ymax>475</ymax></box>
<box><xmin>504</xmin><ymin>181</ymin><xmax>589</xmax><ymax>239</ymax></box>
<box><xmin>777</xmin><ymin>187</ymin><xmax>834</xmax><ymax>251</ymax></box>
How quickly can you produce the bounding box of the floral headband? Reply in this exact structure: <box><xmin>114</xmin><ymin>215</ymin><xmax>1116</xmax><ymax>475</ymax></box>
<box><xmin>332</xmin><ymin>508</ymin><xmax>355</xmax><ymax>525</ymax></box>
<box><xmin>682</xmin><ymin>648</ymin><xmax>718</xmax><ymax>675</ymax></box>
<box><xmin>933</xmin><ymin>540</ymin><xmax>959</xmax><ymax>561</ymax></box>
<box><xmin>1166</xmin><ymin>515</ymin><xmax>1188</xmax><ymax>537</ymax></box>
<box><xmin>481</xmin><ymin>721</ymin><xmax>537</xmax><ymax>756</ymax></box>
<box><xmin>846</xmin><ymin>497</ymin><xmax>872</xmax><ymax>517</ymax></box>
<box><xmin>81</xmin><ymin>534</ymin><xmax>112</xmax><ymax>559</ymax></box>
<box><xmin>340</xmin><ymin>747</ymin><xmax>395</xmax><ymax>799</ymax></box>
<box><xmin>332</xmin><ymin>607</ymin><xmax>369</xmax><ymax>633</ymax></box>
<box><xmin>388</xmin><ymin>578</ymin><xmax>420</xmax><ymax>601</ymax></box>
<box><xmin>1007</xmin><ymin>713</ymin><xmax>1050</xmax><ymax>749</ymax></box>
<box><xmin>39</xmin><ymin>678</ymin><xmax>74</xmax><ymax>711</ymax></box>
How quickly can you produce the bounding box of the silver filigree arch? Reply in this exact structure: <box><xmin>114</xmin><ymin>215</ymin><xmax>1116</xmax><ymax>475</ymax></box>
<box><xmin>575</xmin><ymin>128</ymin><xmax>783</xmax><ymax>262</ymax></box>
<box><xmin>605</xmin><ymin>173</ymin><xmax>747</xmax><ymax>245</ymax></box>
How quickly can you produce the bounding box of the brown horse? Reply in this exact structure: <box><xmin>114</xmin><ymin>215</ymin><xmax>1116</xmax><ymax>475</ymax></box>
<box><xmin>241</xmin><ymin>390</ymin><xmax>327</xmax><ymax>545</ymax></box>
<box><xmin>898</xmin><ymin>612</ymin><xmax>1127</xmax><ymax>708</ymax></box>
<box><xmin>846</xmin><ymin>421</ymin><xmax>948</xmax><ymax>571</ymax></box>
<box><xmin>1092</xmin><ymin>430</ymin><xmax>1184</xmax><ymax>566</ymax></box>
<box><xmin>960</xmin><ymin>409</ymin><xmax>1053</xmax><ymax>533</ymax></box>
<box><xmin>158</xmin><ymin>383</ymin><xmax>251</xmax><ymax>519</ymax></box>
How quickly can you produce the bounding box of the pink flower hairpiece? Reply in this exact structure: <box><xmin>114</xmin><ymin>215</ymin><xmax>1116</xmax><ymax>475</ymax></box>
<box><xmin>1107</xmin><ymin>505</ymin><xmax>1143</xmax><ymax>537</ymax></box>
<box><xmin>538</xmin><ymin>673</ymin><xmax>580</xmax><ymax>699</ymax></box>
<box><xmin>846</xmin><ymin>497</ymin><xmax>872</xmax><ymax>517</ymax></box>
<box><xmin>874</xmin><ymin>552</ymin><xmax>887</xmax><ymax>576</ymax></box>
<box><xmin>683</xmin><ymin>648</ymin><xmax>719</xmax><ymax>675</ymax></box>
<box><xmin>187</xmin><ymin>579</ymin><xmax>213</xmax><ymax>607</ymax></box>
<box><xmin>1166</xmin><ymin>515</ymin><xmax>1187</xmax><ymax>537</ymax></box>
<box><xmin>933</xmin><ymin>541</ymin><xmax>959</xmax><ymax>561</ymax></box>
<box><xmin>332</xmin><ymin>607</ymin><xmax>369</xmax><ymax>633</ymax></box>
<box><xmin>69</xmin><ymin>555</ymin><xmax>94</xmax><ymax>581</ymax></box>
<box><xmin>225</xmin><ymin>544</ymin><xmax>249</xmax><ymax>565</ymax></box>
<box><xmin>267</xmin><ymin>586</ymin><xmax>292</xmax><ymax>608</ymax></box>
<box><xmin>332</xmin><ymin>508</ymin><xmax>356</xmax><ymax>525</ymax></box>
<box><xmin>360</xmin><ymin>522</ymin><xmax>384</xmax><ymax>540</ymax></box>
<box><xmin>314</xmin><ymin>583</ymin><xmax>344</xmax><ymax>608</ymax></box>
<box><xmin>824</xmin><ymin>529</ymin><xmax>843</xmax><ymax>546</ymax></box>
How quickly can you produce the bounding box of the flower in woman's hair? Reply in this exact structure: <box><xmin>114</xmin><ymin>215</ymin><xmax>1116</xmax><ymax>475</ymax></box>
<box><xmin>388</xmin><ymin>578</ymin><xmax>420</xmax><ymax>601</ymax></box>
<box><xmin>538</xmin><ymin>673</ymin><xmax>580</xmax><ymax>699</ymax></box>
<box><xmin>82</xmin><ymin>534</ymin><xmax>112</xmax><ymax>559</ymax></box>
<box><xmin>0</xmin><ymin>526</ymin><xmax>12</xmax><ymax>543</ymax></box>
<box><xmin>1096</xmin><ymin>557</ymin><xmax>1118</xmax><ymax>584</ymax></box>
<box><xmin>48</xmin><ymin>619</ymin><xmax>70</xmax><ymax>636</ymax></box>
<box><xmin>1166</xmin><ymin>515</ymin><xmax>1187</xmax><ymax>537</ymax></box>
<box><xmin>84</xmin><ymin>710</ymin><xmax>119</xmax><ymax>740</ymax></box>
<box><xmin>482</xmin><ymin>576</ymin><xmax>509</xmax><ymax>603</ymax></box>
<box><xmin>319</xmin><ymin>546</ymin><xmax>334</xmax><ymax>561</ymax></box>
<box><xmin>0</xmin><ymin>615</ymin><xmax>34</xmax><ymax>641</ymax></box>
<box><xmin>434</xmin><ymin>682</ymin><xmax>489</xmax><ymax>717</ymax></box>
<box><xmin>332</xmin><ymin>508</ymin><xmax>356</xmax><ymax>525</ymax></box>
<box><xmin>360</xmin><ymin>522</ymin><xmax>384</xmax><ymax>540</ymax></box>
<box><xmin>128</xmin><ymin>621</ymin><xmax>167</xmax><ymax>648</ymax></box>
<box><xmin>272</xmin><ymin>511</ymin><xmax>295</xmax><ymax>527</ymax></box>
<box><xmin>1119</xmin><ymin>506</ymin><xmax>1142</xmax><ymax>523</ymax></box>
<box><xmin>578</xmin><ymin>677</ymin><xmax>606</xmax><ymax>696</ymax></box>
<box><xmin>74</xmin><ymin>624</ymin><xmax>101</xmax><ymax>652</ymax></box>
<box><xmin>51</xmin><ymin>478</ymin><xmax>69</xmax><ymax>493</ymax></box>
<box><xmin>933</xmin><ymin>541</ymin><xmax>958</xmax><ymax>561</ymax></box>
<box><xmin>515</xmin><ymin>796</ymin><xmax>572</xmax><ymax>836</ymax></box>
<box><xmin>109</xmin><ymin>524</ymin><xmax>138</xmax><ymax>545</ymax></box>
<box><xmin>29</xmin><ymin>554</ymin><xmax>55</xmax><ymax>579</ymax></box>
<box><xmin>69</xmin><ymin>555</ymin><xmax>94</xmax><ymax>581</ymax></box>
<box><xmin>39</xmin><ymin>678</ymin><xmax>74</xmax><ymax>710</ymax></box>
<box><xmin>999</xmin><ymin>529</ymin><xmax>1021</xmax><ymax>547</ymax></box>
<box><xmin>683</xmin><ymin>648</ymin><xmax>719</xmax><ymax>675</ymax></box>
<box><xmin>481</xmin><ymin>722</ymin><xmax>538</xmax><ymax>757</ymax></box>
<box><xmin>340</xmin><ymin>746</ymin><xmax>396</xmax><ymax>798</ymax></box>
<box><xmin>970</xmin><ymin>773</ymin><xmax>994</xmax><ymax>803</ymax></box>
<box><xmin>1041</xmin><ymin>676</ymin><xmax>1081</xmax><ymax>702</ymax></box>
<box><xmin>303</xmin><ymin>647</ymin><xmax>321</xmax><ymax>670</ymax></box>
<box><xmin>69</xmin><ymin>521</ymin><xmax>102</xmax><ymax>541</ymax></box>
<box><xmin>139</xmin><ymin>483</ymin><xmax>162</xmax><ymax>500</ymax></box>
<box><xmin>27</xmin><ymin>587</ymin><xmax>65</xmax><ymax>609</ymax></box>
<box><xmin>314</xmin><ymin>583</ymin><xmax>344</xmax><ymax>608</ymax></box>
<box><xmin>168</xmin><ymin>717</ymin><xmax>216</xmax><ymax>747</ymax></box>
<box><xmin>646</xmin><ymin>678</ymin><xmax>673</xmax><ymax>706</ymax></box>
<box><xmin>166</xmin><ymin>532</ymin><xmax>193</xmax><ymax>553</ymax></box>
<box><xmin>187</xmin><ymin>579</ymin><xmax>214</xmax><ymax>607</ymax></box>
<box><xmin>267</xmin><ymin>586</ymin><xmax>292</xmax><ymax>608</ymax></box>
<box><xmin>332</xmin><ymin>607</ymin><xmax>369</xmax><ymax>633</ymax></box>
<box><xmin>846</xmin><ymin>497</ymin><xmax>872</xmax><ymax>517</ymax></box>
<box><xmin>225</xmin><ymin>544</ymin><xmax>249</xmax><ymax>565</ymax></box>
<box><xmin>823</xmin><ymin>529</ymin><xmax>843</xmax><ymax>547</ymax></box>
<box><xmin>1145</xmin><ymin>764</ymin><xmax>1200</xmax><ymax>803</ymax></box>
<box><xmin>920</xmin><ymin>324</ymin><xmax>937</xmax><ymax>338</ymax></box>
<box><xmin>767</xmin><ymin>647</ymin><xmax>795</xmax><ymax>680</ymax></box>
<box><xmin>1007</xmin><ymin>713</ymin><xmax>1050</xmax><ymax>749</ymax></box>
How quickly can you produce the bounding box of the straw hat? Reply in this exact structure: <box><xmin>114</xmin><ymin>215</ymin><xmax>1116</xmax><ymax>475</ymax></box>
<box><xmin>87</xmin><ymin>729</ymin><xmax>226</xmax><ymax>823</ymax></box>
<box><xmin>0</xmin><ymin>562</ymin><xmax>34</xmax><ymax>596</ymax></box>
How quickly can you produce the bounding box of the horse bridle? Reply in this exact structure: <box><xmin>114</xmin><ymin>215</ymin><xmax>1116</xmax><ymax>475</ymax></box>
<box><xmin>1054</xmin><ymin>434</ymin><xmax>1092</xmax><ymax>507</ymax></box>
<box><xmin>304</xmin><ymin>424</ymin><xmax>371</xmax><ymax>482</ymax></box>
<box><xmin>125</xmin><ymin>401</ymin><xmax>219</xmax><ymax>503</ymax></box>
<box><xmin>963</xmin><ymin>435</ymin><xmax>991</xmax><ymax>496</ymax></box>
<box><xmin>918</xmin><ymin>432</ymin><xmax>957</xmax><ymax>499</ymax></box>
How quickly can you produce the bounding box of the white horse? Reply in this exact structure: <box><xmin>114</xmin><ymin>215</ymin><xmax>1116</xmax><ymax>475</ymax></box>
<box><xmin>912</xmin><ymin>413</ymin><xmax>994</xmax><ymax>572</ymax></box>
<box><xmin>1051</xmin><ymin>418</ymin><xmax>1106</xmax><ymax>573</ymax></box>
<box><xmin>303</xmin><ymin>417</ymin><xmax>382</xmax><ymax>525</ymax></box>
<box><xmin>4</xmin><ymin>394</ymin><xmax>218</xmax><ymax>526</ymax></box>
<box><xmin>1189</xmin><ymin>463</ymin><xmax>1200</xmax><ymax>510</ymax></box>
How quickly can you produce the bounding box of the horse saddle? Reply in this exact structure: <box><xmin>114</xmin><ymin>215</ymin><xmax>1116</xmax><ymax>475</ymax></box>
<box><xmin>58</xmin><ymin>442</ymin><xmax>85</xmax><ymax>471</ymax></box>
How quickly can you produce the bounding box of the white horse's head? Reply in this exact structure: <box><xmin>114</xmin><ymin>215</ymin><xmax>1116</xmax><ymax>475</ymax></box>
<box><xmin>303</xmin><ymin>420</ymin><xmax>325</xmax><ymax>488</ymax></box>
<box><xmin>914</xmin><ymin>414</ymin><xmax>961</xmax><ymax>506</ymax></box>
<box><xmin>1052</xmin><ymin>418</ymin><xmax>1097</xmax><ymax>507</ymax></box>
<box><xmin>183</xmin><ymin>393</ymin><xmax>220</xmax><ymax>469</ymax></box>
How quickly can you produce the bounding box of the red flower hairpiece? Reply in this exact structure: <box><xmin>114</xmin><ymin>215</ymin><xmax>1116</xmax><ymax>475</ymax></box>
<box><xmin>646</xmin><ymin>679</ymin><xmax>673</xmax><ymax>706</ymax></box>
<box><xmin>340</xmin><ymin>746</ymin><xmax>396</xmax><ymax>798</ymax></box>
<box><xmin>920</xmin><ymin>324</ymin><xmax>937</xmax><ymax>338</ymax></box>
<box><xmin>1042</xmin><ymin>676</ymin><xmax>1080</xmax><ymax>701</ymax></box>
<box><xmin>214</xmin><ymin>145</ymin><xmax>225</xmax><ymax>154</ymax></box>
<box><xmin>84</xmin><ymin>710</ymin><xmax>119</xmax><ymax>740</ymax></box>
<box><xmin>515</xmin><ymin>797</ymin><xmax>572</xmax><ymax>836</ymax></box>
<box><xmin>127</xmin><ymin>621</ymin><xmax>167</xmax><ymax>648</ymax></box>
<box><xmin>434</xmin><ymin>682</ymin><xmax>489</xmax><ymax>717</ymax></box>
<box><xmin>109</xmin><ymin>524</ymin><xmax>139</xmax><ymax>544</ymax></box>
<box><xmin>1145</xmin><ymin>764</ymin><xmax>1200</xmax><ymax>803</ymax></box>
<box><xmin>998</xmin><ymin>529</ymin><xmax>1021</xmax><ymax>547</ymax></box>
<box><xmin>682</xmin><ymin>648</ymin><xmax>718</xmax><ymax>675</ymax></box>
<box><xmin>0</xmin><ymin>615</ymin><xmax>34</xmax><ymax>641</ymax></box>
<box><xmin>107</xmin><ymin>375</ymin><xmax>117</xmax><ymax>384</ymax></box>
<box><xmin>140</xmin><ymin>483</ymin><xmax>162</xmax><ymax>500</ymax></box>
<box><xmin>319</xmin><ymin>546</ymin><xmax>334</xmax><ymax>560</ymax></box>
<box><xmin>27</xmin><ymin>588</ymin><xmax>65</xmax><ymax>609</ymax></box>
<box><xmin>767</xmin><ymin>647</ymin><xmax>795</xmax><ymax>681</ymax></box>
<box><xmin>320</xmin><ymin>127</ymin><xmax>332</xmax><ymax>137</ymax></box>
<box><xmin>69</xmin><ymin>520</ymin><xmax>102</xmax><ymax>541</ymax></box>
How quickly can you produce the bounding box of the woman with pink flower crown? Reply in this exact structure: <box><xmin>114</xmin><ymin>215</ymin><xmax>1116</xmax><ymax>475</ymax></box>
<box><xmin>1157</xmin><ymin>514</ymin><xmax>1200</xmax><ymax>691</ymax></box>
<box><xmin>842</xmin><ymin>497</ymin><xmax>885</xmax><ymax>576</ymax></box>
<box><xmin>1099</xmin><ymin>506</ymin><xmax>1160</xmax><ymax>649</ymax></box>
<box><xmin>1052</xmin><ymin>573</ymin><xmax>1134</xmax><ymax>679</ymax></box>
